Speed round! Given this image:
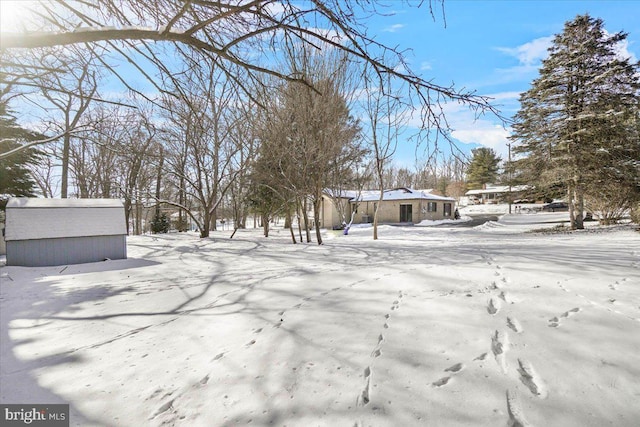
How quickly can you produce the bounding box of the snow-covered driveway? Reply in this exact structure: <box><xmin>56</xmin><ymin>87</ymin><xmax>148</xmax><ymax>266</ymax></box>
<box><xmin>1</xmin><ymin>216</ymin><xmax>639</xmax><ymax>426</ymax></box>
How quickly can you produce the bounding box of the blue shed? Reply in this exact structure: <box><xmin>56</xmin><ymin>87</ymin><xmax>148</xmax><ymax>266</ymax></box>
<box><xmin>4</xmin><ymin>198</ymin><xmax>127</xmax><ymax>267</ymax></box>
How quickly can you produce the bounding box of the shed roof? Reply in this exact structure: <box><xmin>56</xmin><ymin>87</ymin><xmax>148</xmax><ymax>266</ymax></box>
<box><xmin>5</xmin><ymin>198</ymin><xmax>126</xmax><ymax>241</ymax></box>
<box><xmin>6</xmin><ymin>198</ymin><xmax>123</xmax><ymax>209</ymax></box>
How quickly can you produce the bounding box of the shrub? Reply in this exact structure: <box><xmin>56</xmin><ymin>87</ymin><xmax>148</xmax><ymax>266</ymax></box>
<box><xmin>150</xmin><ymin>212</ymin><xmax>170</xmax><ymax>233</ymax></box>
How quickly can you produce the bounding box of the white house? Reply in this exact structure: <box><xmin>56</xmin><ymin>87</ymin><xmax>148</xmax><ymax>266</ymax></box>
<box><xmin>4</xmin><ymin>198</ymin><xmax>127</xmax><ymax>267</ymax></box>
<box><xmin>465</xmin><ymin>184</ymin><xmax>530</xmax><ymax>204</ymax></box>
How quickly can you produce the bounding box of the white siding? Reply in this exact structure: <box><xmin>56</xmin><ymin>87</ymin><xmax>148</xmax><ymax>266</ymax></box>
<box><xmin>5</xmin><ymin>198</ymin><xmax>126</xmax><ymax>241</ymax></box>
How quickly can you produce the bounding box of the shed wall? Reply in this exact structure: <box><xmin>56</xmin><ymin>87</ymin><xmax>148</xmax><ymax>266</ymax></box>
<box><xmin>6</xmin><ymin>235</ymin><xmax>127</xmax><ymax>267</ymax></box>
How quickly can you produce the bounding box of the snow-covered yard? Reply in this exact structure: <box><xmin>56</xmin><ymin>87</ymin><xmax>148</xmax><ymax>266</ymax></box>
<box><xmin>1</xmin><ymin>213</ymin><xmax>639</xmax><ymax>426</ymax></box>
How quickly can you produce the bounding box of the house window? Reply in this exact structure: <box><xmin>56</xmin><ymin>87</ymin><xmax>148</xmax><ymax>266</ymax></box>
<box><xmin>427</xmin><ymin>202</ymin><xmax>437</xmax><ymax>212</ymax></box>
<box><xmin>444</xmin><ymin>203</ymin><xmax>452</xmax><ymax>217</ymax></box>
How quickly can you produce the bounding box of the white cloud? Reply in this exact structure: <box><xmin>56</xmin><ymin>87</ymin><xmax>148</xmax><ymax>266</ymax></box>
<box><xmin>436</xmin><ymin>101</ymin><xmax>512</xmax><ymax>159</ymax></box>
<box><xmin>497</xmin><ymin>36</ymin><xmax>554</xmax><ymax>66</ymax></box>
<box><xmin>451</xmin><ymin>125</ymin><xmax>511</xmax><ymax>156</ymax></box>
<box><xmin>420</xmin><ymin>61</ymin><xmax>432</xmax><ymax>71</ymax></box>
<box><xmin>603</xmin><ymin>29</ymin><xmax>638</xmax><ymax>63</ymax></box>
<box><xmin>383</xmin><ymin>24</ymin><xmax>405</xmax><ymax>33</ymax></box>
<box><xmin>485</xmin><ymin>91</ymin><xmax>521</xmax><ymax>101</ymax></box>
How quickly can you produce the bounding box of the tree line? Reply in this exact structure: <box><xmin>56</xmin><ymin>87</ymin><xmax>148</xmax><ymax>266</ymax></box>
<box><xmin>2</xmin><ymin>7</ymin><xmax>638</xmax><ymax>237</ymax></box>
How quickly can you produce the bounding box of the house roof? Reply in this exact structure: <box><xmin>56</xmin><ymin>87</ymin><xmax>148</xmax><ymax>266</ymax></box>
<box><xmin>466</xmin><ymin>185</ymin><xmax>530</xmax><ymax>196</ymax></box>
<box><xmin>323</xmin><ymin>189</ymin><xmax>363</xmax><ymax>199</ymax></box>
<box><xmin>355</xmin><ymin>187</ymin><xmax>455</xmax><ymax>202</ymax></box>
<box><xmin>5</xmin><ymin>197</ymin><xmax>127</xmax><ymax>241</ymax></box>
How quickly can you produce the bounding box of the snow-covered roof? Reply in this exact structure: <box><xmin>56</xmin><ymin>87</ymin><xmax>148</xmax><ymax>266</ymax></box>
<box><xmin>6</xmin><ymin>198</ymin><xmax>123</xmax><ymax>209</ymax></box>
<box><xmin>323</xmin><ymin>189</ymin><xmax>362</xmax><ymax>199</ymax></box>
<box><xmin>5</xmin><ymin>197</ymin><xmax>126</xmax><ymax>241</ymax></box>
<box><xmin>466</xmin><ymin>185</ymin><xmax>529</xmax><ymax>196</ymax></box>
<box><xmin>356</xmin><ymin>188</ymin><xmax>455</xmax><ymax>202</ymax></box>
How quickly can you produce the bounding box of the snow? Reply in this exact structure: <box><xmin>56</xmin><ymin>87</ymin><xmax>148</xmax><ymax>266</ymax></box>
<box><xmin>5</xmin><ymin>198</ymin><xmax>126</xmax><ymax>241</ymax></box>
<box><xmin>459</xmin><ymin>203</ymin><xmax>510</xmax><ymax>215</ymax></box>
<box><xmin>415</xmin><ymin>217</ymin><xmax>473</xmax><ymax>226</ymax></box>
<box><xmin>1</xmin><ymin>214</ymin><xmax>639</xmax><ymax>426</ymax></box>
<box><xmin>357</xmin><ymin>188</ymin><xmax>455</xmax><ymax>202</ymax></box>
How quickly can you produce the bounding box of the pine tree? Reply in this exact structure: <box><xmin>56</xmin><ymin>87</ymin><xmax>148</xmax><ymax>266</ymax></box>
<box><xmin>150</xmin><ymin>212</ymin><xmax>171</xmax><ymax>233</ymax></box>
<box><xmin>466</xmin><ymin>147</ymin><xmax>501</xmax><ymax>189</ymax></box>
<box><xmin>511</xmin><ymin>14</ymin><xmax>640</xmax><ymax>229</ymax></box>
<box><xmin>0</xmin><ymin>101</ymin><xmax>43</xmax><ymax>209</ymax></box>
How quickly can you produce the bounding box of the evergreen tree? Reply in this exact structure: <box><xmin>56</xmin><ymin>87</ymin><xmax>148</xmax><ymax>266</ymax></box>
<box><xmin>466</xmin><ymin>147</ymin><xmax>501</xmax><ymax>189</ymax></box>
<box><xmin>0</xmin><ymin>100</ymin><xmax>43</xmax><ymax>209</ymax></box>
<box><xmin>511</xmin><ymin>15</ymin><xmax>640</xmax><ymax>229</ymax></box>
<box><xmin>150</xmin><ymin>212</ymin><xmax>171</xmax><ymax>233</ymax></box>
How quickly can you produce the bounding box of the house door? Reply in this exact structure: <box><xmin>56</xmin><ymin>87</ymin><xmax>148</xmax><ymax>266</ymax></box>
<box><xmin>444</xmin><ymin>203</ymin><xmax>452</xmax><ymax>217</ymax></box>
<box><xmin>400</xmin><ymin>204</ymin><xmax>413</xmax><ymax>222</ymax></box>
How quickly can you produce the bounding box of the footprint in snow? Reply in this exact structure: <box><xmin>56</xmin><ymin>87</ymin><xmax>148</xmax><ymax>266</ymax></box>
<box><xmin>487</xmin><ymin>297</ymin><xmax>501</xmax><ymax>315</ymax></box>
<box><xmin>507</xmin><ymin>317</ymin><xmax>523</xmax><ymax>333</ymax></box>
<box><xmin>549</xmin><ymin>307</ymin><xmax>581</xmax><ymax>327</ymax></box>
<box><xmin>432</xmin><ymin>376</ymin><xmax>451</xmax><ymax>387</ymax></box>
<box><xmin>445</xmin><ymin>363</ymin><xmax>464</xmax><ymax>373</ymax></box>
<box><xmin>506</xmin><ymin>390</ymin><xmax>532</xmax><ymax>427</ymax></box>
<box><xmin>474</xmin><ymin>352</ymin><xmax>488</xmax><ymax>361</ymax></box>
<box><xmin>517</xmin><ymin>359</ymin><xmax>548</xmax><ymax>399</ymax></box>
<box><xmin>357</xmin><ymin>367</ymin><xmax>372</xmax><ymax>406</ymax></box>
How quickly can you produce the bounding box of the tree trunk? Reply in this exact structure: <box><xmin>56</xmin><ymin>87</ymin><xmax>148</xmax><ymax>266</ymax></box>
<box><xmin>302</xmin><ymin>198</ymin><xmax>311</xmax><ymax>243</ymax></box>
<box><xmin>200</xmin><ymin>209</ymin><xmax>211</xmax><ymax>238</ymax></box>
<box><xmin>574</xmin><ymin>180</ymin><xmax>585</xmax><ymax>230</ymax></box>
<box><xmin>262</xmin><ymin>214</ymin><xmax>269</xmax><ymax>237</ymax></box>
<box><xmin>135</xmin><ymin>193</ymin><xmax>143</xmax><ymax>235</ymax></box>
<box><xmin>313</xmin><ymin>197</ymin><xmax>323</xmax><ymax>245</ymax></box>
<box><xmin>296</xmin><ymin>202</ymin><xmax>304</xmax><ymax>243</ymax></box>
<box><xmin>155</xmin><ymin>146</ymin><xmax>164</xmax><ymax>218</ymax></box>
<box><xmin>124</xmin><ymin>198</ymin><xmax>132</xmax><ymax>235</ymax></box>
<box><xmin>61</xmin><ymin>133</ymin><xmax>70</xmax><ymax>198</ymax></box>
<box><xmin>286</xmin><ymin>210</ymin><xmax>297</xmax><ymax>244</ymax></box>
<box><xmin>568</xmin><ymin>186</ymin><xmax>576</xmax><ymax>230</ymax></box>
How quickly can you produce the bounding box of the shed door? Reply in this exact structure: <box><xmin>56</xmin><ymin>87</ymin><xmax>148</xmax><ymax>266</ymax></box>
<box><xmin>400</xmin><ymin>204</ymin><xmax>413</xmax><ymax>222</ymax></box>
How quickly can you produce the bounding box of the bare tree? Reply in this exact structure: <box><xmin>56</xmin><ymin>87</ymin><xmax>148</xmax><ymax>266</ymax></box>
<box><xmin>36</xmin><ymin>50</ymin><xmax>97</xmax><ymax>198</ymax></box>
<box><xmin>1</xmin><ymin>1</ymin><xmax>498</xmax><ymax>158</ymax></box>
<box><xmin>362</xmin><ymin>68</ymin><xmax>409</xmax><ymax>240</ymax></box>
<box><xmin>161</xmin><ymin>65</ymin><xmax>246</xmax><ymax>238</ymax></box>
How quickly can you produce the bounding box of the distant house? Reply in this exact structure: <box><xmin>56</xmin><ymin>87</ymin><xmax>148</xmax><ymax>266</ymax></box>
<box><xmin>4</xmin><ymin>198</ymin><xmax>127</xmax><ymax>267</ymax></box>
<box><xmin>320</xmin><ymin>187</ymin><xmax>457</xmax><ymax>229</ymax></box>
<box><xmin>465</xmin><ymin>184</ymin><xmax>530</xmax><ymax>204</ymax></box>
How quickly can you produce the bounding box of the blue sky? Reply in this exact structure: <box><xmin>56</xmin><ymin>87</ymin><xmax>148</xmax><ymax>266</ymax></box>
<box><xmin>366</xmin><ymin>0</ymin><xmax>640</xmax><ymax>165</ymax></box>
<box><xmin>2</xmin><ymin>0</ymin><xmax>639</xmax><ymax>169</ymax></box>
